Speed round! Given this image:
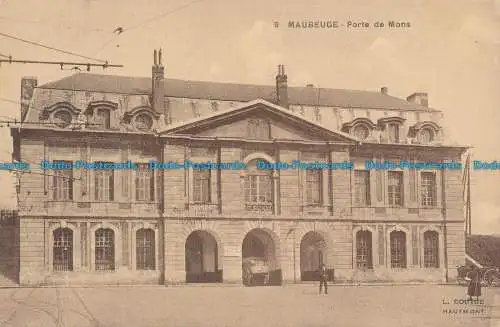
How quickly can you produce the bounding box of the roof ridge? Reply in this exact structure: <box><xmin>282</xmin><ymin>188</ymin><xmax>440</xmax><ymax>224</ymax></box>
<box><xmin>33</xmin><ymin>72</ymin><xmax>437</xmax><ymax>111</ymax></box>
<box><xmin>38</xmin><ymin>72</ymin><xmax>399</xmax><ymax>94</ymax></box>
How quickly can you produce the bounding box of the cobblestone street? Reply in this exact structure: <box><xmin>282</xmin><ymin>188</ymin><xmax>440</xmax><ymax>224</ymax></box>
<box><xmin>0</xmin><ymin>284</ymin><xmax>499</xmax><ymax>327</ymax></box>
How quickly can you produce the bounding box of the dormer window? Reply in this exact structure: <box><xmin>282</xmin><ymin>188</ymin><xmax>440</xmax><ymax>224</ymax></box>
<box><xmin>341</xmin><ymin>118</ymin><xmax>376</xmax><ymax>140</ymax></box>
<box><xmin>42</xmin><ymin>102</ymin><xmax>80</xmax><ymax>129</ymax></box>
<box><xmin>377</xmin><ymin>117</ymin><xmax>405</xmax><ymax>144</ymax></box>
<box><xmin>95</xmin><ymin>108</ymin><xmax>110</xmax><ymax>129</ymax></box>
<box><xmin>353</xmin><ymin>125</ymin><xmax>369</xmax><ymax>140</ymax></box>
<box><xmin>84</xmin><ymin>101</ymin><xmax>118</xmax><ymax>130</ymax></box>
<box><xmin>122</xmin><ymin>106</ymin><xmax>160</xmax><ymax>133</ymax></box>
<box><xmin>387</xmin><ymin>123</ymin><xmax>399</xmax><ymax>143</ymax></box>
<box><xmin>408</xmin><ymin>121</ymin><xmax>440</xmax><ymax>145</ymax></box>
<box><xmin>419</xmin><ymin>128</ymin><xmax>434</xmax><ymax>144</ymax></box>
<box><xmin>134</xmin><ymin>113</ymin><xmax>153</xmax><ymax>131</ymax></box>
<box><xmin>53</xmin><ymin>110</ymin><xmax>72</xmax><ymax>128</ymax></box>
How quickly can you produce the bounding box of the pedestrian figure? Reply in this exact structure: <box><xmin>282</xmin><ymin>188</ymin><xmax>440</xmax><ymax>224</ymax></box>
<box><xmin>318</xmin><ymin>264</ymin><xmax>328</xmax><ymax>294</ymax></box>
<box><xmin>465</xmin><ymin>266</ymin><xmax>482</xmax><ymax>300</ymax></box>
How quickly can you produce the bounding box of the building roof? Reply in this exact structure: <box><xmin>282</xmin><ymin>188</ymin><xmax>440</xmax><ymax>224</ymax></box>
<box><xmin>39</xmin><ymin>73</ymin><xmax>436</xmax><ymax>111</ymax></box>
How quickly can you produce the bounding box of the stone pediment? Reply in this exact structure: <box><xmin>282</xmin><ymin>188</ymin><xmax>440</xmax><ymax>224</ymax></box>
<box><xmin>159</xmin><ymin>99</ymin><xmax>357</xmax><ymax>143</ymax></box>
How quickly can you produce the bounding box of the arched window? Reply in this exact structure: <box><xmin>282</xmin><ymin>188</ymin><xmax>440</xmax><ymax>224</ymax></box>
<box><xmin>390</xmin><ymin>231</ymin><xmax>407</xmax><ymax>268</ymax></box>
<box><xmin>53</xmin><ymin>228</ymin><xmax>73</xmax><ymax>271</ymax></box>
<box><xmin>244</xmin><ymin>159</ymin><xmax>273</xmax><ymax>212</ymax></box>
<box><xmin>136</xmin><ymin>229</ymin><xmax>155</xmax><ymax>270</ymax></box>
<box><xmin>95</xmin><ymin>228</ymin><xmax>115</xmax><ymax>271</ymax></box>
<box><xmin>423</xmin><ymin>231</ymin><xmax>439</xmax><ymax>268</ymax></box>
<box><xmin>356</xmin><ymin>230</ymin><xmax>373</xmax><ymax>269</ymax></box>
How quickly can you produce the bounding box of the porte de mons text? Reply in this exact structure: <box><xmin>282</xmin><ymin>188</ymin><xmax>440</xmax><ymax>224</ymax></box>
<box><xmin>8</xmin><ymin>51</ymin><xmax>468</xmax><ymax>286</ymax></box>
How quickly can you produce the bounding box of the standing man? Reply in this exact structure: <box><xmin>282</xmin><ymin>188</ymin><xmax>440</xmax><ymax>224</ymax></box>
<box><xmin>319</xmin><ymin>263</ymin><xmax>328</xmax><ymax>294</ymax></box>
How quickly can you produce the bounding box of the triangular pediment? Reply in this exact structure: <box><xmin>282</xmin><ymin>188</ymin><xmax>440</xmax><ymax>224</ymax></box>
<box><xmin>159</xmin><ymin>99</ymin><xmax>357</xmax><ymax>143</ymax></box>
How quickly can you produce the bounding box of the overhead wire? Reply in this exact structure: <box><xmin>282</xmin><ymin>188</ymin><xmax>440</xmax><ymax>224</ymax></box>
<box><xmin>0</xmin><ymin>31</ymin><xmax>107</xmax><ymax>63</ymax></box>
<box><xmin>0</xmin><ymin>16</ymin><xmax>105</xmax><ymax>33</ymax></box>
<box><xmin>91</xmin><ymin>0</ymin><xmax>206</xmax><ymax>56</ymax></box>
<box><xmin>126</xmin><ymin>0</ymin><xmax>206</xmax><ymax>32</ymax></box>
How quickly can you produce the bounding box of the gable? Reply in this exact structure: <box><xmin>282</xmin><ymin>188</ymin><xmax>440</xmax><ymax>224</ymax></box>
<box><xmin>161</xmin><ymin>100</ymin><xmax>357</xmax><ymax>143</ymax></box>
<box><xmin>194</xmin><ymin>117</ymin><xmax>338</xmax><ymax>141</ymax></box>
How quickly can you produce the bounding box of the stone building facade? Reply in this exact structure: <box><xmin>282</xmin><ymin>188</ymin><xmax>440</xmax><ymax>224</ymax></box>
<box><xmin>10</xmin><ymin>51</ymin><xmax>467</xmax><ymax>286</ymax></box>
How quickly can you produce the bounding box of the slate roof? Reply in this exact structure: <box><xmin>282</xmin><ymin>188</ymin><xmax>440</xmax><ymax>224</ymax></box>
<box><xmin>39</xmin><ymin>73</ymin><xmax>437</xmax><ymax>111</ymax></box>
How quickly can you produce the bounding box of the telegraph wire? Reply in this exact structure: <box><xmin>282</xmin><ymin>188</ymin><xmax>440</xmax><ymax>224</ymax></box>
<box><xmin>125</xmin><ymin>0</ymin><xmax>206</xmax><ymax>31</ymax></box>
<box><xmin>0</xmin><ymin>16</ymin><xmax>105</xmax><ymax>33</ymax></box>
<box><xmin>0</xmin><ymin>52</ymin><xmax>9</xmax><ymax>58</ymax></box>
<box><xmin>0</xmin><ymin>31</ymin><xmax>108</xmax><ymax>63</ymax></box>
<box><xmin>91</xmin><ymin>0</ymin><xmax>206</xmax><ymax>55</ymax></box>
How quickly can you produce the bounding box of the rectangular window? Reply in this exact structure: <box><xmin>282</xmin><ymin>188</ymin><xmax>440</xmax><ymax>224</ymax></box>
<box><xmin>421</xmin><ymin>172</ymin><xmax>437</xmax><ymax>207</ymax></box>
<box><xmin>193</xmin><ymin>170</ymin><xmax>211</xmax><ymax>203</ymax></box>
<box><xmin>305</xmin><ymin>169</ymin><xmax>321</xmax><ymax>205</ymax></box>
<box><xmin>95</xmin><ymin>109</ymin><xmax>110</xmax><ymax>129</ymax></box>
<box><xmin>245</xmin><ymin>175</ymin><xmax>272</xmax><ymax>204</ymax></box>
<box><xmin>388</xmin><ymin>171</ymin><xmax>403</xmax><ymax>206</ymax></box>
<box><xmin>52</xmin><ymin>160</ymin><xmax>73</xmax><ymax>201</ymax></box>
<box><xmin>356</xmin><ymin>231</ymin><xmax>373</xmax><ymax>269</ymax></box>
<box><xmin>135</xmin><ymin>163</ymin><xmax>154</xmax><ymax>201</ymax></box>
<box><xmin>375</xmin><ymin>170</ymin><xmax>383</xmax><ymax>202</ymax></box>
<box><xmin>354</xmin><ymin>170</ymin><xmax>370</xmax><ymax>206</ymax></box>
<box><xmin>136</xmin><ymin>229</ymin><xmax>155</xmax><ymax>270</ymax></box>
<box><xmin>94</xmin><ymin>163</ymin><xmax>114</xmax><ymax>201</ymax></box>
<box><xmin>387</xmin><ymin>124</ymin><xmax>399</xmax><ymax>143</ymax></box>
<box><xmin>390</xmin><ymin>232</ymin><xmax>407</xmax><ymax>268</ymax></box>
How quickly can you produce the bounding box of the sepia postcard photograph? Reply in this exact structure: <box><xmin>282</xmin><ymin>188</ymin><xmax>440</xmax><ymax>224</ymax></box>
<box><xmin>0</xmin><ymin>0</ymin><xmax>500</xmax><ymax>326</ymax></box>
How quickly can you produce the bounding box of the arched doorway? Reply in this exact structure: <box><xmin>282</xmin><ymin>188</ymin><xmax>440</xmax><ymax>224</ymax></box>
<box><xmin>300</xmin><ymin>231</ymin><xmax>327</xmax><ymax>281</ymax></box>
<box><xmin>185</xmin><ymin>230</ymin><xmax>222</xmax><ymax>283</ymax></box>
<box><xmin>241</xmin><ymin>228</ymin><xmax>281</xmax><ymax>286</ymax></box>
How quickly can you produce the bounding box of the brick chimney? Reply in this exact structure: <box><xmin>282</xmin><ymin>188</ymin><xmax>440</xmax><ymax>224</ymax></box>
<box><xmin>275</xmin><ymin>64</ymin><xmax>288</xmax><ymax>109</ymax></box>
<box><xmin>380</xmin><ymin>86</ymin><xmax>388</xmax><ymax>95</ymax></box>
<box><xmin>406</xmin><ymin>92</ymin><xmax>428</xmax><ymax>107</ymax></box>
<box><xmin>152</xmin><ymin>49</ymin><xmax>165</xmax><ymax>116</ymax></box>
<box><xmin>20</xmin><ymin>77</ymin><xmax>37</xmax><ymax>122</ymax></box>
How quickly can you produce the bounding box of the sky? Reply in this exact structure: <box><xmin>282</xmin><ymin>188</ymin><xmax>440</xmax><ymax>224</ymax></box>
<box><xmin>0</xmin><ymin>0</ymin><xmax>499</xmax><ymax>233</ymax></box>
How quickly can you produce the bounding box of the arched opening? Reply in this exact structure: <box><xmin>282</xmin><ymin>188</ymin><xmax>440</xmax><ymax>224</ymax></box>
<box><xmin>242</xmin><ymin>228</ymin><xmax>281</xmax><ymax>286</ymax></box>
<box><xmin>185</xmin><ymin>230</ymin><xmax>222</xmax><ymax>283</ymax></box>
<box><xmin>300</xmin><ymin>231</ymin><xmax>327</xmax><ymax>281</ymax></box>
<box><xmin>53</xmin><ymin>228</ymin><xmax>73</xmax><ymax>271</ymax></box>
